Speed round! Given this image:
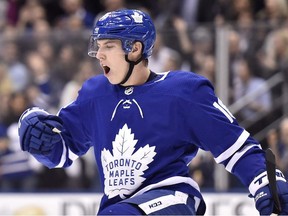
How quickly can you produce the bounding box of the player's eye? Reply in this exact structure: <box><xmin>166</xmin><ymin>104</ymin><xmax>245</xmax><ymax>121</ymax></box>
<box><xmin>105</xmin><ymin>45</ymin><xmax>113</xmax><ymax>49</ymax></box>
<box><xmin>98</xmin><ymin>44</ymin><xmax>114</xmax><ymax>51</ymax></box>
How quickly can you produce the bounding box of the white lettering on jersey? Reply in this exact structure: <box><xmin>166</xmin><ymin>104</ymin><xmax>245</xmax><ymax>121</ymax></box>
<box><xmin>213</xmin><ymin>98</ymin><xmax>235</xmax><ymax>123</ymax></box>
<box><xmin>101</xmin><ymin>124</ymin><xmax>156</xmax><ymax>199</ymax></box>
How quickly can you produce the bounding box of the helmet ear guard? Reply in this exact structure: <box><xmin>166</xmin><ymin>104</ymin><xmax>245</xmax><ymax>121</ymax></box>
<box><xmin>122</xmin><ymin>40</ymin><xmax>134</xmax><ymax>54</ymax></box>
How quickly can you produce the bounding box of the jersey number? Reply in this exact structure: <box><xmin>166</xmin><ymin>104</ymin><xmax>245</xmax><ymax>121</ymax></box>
<box><xmin>213</xmin><ymin>99</ymin><xmax>235</xmax><ymax>123</ymax></box>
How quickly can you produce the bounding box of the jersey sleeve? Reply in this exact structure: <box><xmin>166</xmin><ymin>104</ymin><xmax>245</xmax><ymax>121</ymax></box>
<box><xmin>184</xmin><ymin>75</ymin><xmax>266</xmax><ymax>187</ymax></box>
<box><xmin>57</xmin><ymin>100</ymin><xmax>93</xmax><ymax>166</ymax></box>
<box><xmin>32</xmin><ymin>100</ymin><xmax>93</xmax><ymax>169</ymax></box>
<box><xmin>41</xmin><ymin>75</ymin><xmax>108</xmax><ymax>169</ymax></box>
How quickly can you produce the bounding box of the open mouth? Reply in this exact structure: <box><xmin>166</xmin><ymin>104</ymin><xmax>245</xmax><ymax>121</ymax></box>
<box><xmin>103</xmin><ymin>65</ymin><xmax>110</xmax><ymax>74</ymax></box>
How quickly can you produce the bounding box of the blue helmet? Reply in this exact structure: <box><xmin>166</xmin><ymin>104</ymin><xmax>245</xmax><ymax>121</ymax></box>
<box><xmin>88</xmin><ymin>9</ymin><xmax>156</xmax><ymax>59</ymax></box>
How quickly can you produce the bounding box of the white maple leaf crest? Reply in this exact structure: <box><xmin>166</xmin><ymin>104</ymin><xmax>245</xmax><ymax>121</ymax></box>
<box><xmin>131</xmin><ymin>12</ymin><xmax>143</xmax><ymax>23</ymax></box>
<box><xmin>101</xmin><ymin>124</ymin><xmax>156</xmax><ymax>199</ymax></box>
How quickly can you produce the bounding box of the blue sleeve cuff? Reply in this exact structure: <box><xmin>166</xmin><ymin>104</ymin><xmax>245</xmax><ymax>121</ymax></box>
<box><xmin>231</xmin><ymin>147</ymin><xmax>266</xmax><ymax>187</ymax></box>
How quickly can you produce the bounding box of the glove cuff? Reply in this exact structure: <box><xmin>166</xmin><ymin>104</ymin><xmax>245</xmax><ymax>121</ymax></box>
<box><xmin>19</xmin><ymin>107</ymin><xmax>49</xmax><ymax>122</ymax></box>
<box><xmin>249</xmin><ymin>169</ymin><xmax>286</xmax><ymax>196</ymax></box>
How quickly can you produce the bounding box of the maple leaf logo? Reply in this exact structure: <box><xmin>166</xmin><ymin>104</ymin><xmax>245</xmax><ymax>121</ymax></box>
<box><xmin>131</xmin><ymin>11</ymin><xmax>143</xmax><ymax>23</ymax></box>
<box><xmin>101</xmin><ymin>124</ymin><xmax>156</xmax><ymax>199</ymax></box>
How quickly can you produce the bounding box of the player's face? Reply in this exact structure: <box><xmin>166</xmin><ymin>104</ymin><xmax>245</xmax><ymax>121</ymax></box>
<box><xmin>95</xmin><ymin>39</ymin><xmax>129</xmax><ymax>84</ymax></box>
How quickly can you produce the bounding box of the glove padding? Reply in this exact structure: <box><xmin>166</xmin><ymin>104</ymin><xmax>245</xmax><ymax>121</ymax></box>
<box><xmin>254</xmin><ymin>179</ymin><xmax>288</xmax><ymax>215</ymax></box>
<box><xmin>18</xmin><ymin>107</ymin><xmax>63</xmax><ymax>155</ymax></box>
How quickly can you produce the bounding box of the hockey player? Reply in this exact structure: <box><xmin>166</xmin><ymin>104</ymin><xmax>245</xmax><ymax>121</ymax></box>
<box><xmin>18</xmin><ymin>9</ymin><xmax>288</xmax><ymax>215</ymax></box>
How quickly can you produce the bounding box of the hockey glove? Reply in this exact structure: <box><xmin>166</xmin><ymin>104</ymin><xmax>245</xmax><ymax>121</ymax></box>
<box><xmin>250</xmin><ymin>170</ymin><xmax>288</xmax><ymax>215</ymax></box>
<box><xmin>18</xmin><ymin>107</ymin><xmax>63</xmax><ymax>155</ymax></box>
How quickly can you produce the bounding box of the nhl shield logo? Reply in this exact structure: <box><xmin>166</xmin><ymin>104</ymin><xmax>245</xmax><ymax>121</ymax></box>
<box><xmin>124</xmin><ymin>87</ymin><xmax>133</xmax><ymax>95</ymax></box>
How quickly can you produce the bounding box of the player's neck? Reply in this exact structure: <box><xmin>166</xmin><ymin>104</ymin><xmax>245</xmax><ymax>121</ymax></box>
<box><xmin>121</xmin><ymin>66</ymin><xmax>151</xmax><ymax>87</ymax></box>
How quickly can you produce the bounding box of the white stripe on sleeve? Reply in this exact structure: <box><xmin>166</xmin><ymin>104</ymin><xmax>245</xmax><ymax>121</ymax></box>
<box><xmin>225</xmin><ymin>144</ymin><xmax>261</xmax><ymax>172</ymax></box>
<box><xmin>215</xmin><ymin>129</ymin><xmax>250</xmax><ymax>164</ymax></box>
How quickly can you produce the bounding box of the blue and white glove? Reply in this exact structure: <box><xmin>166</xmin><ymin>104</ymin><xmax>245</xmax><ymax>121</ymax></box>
<box><xmin>18</xmin><ymin>107</ymin><xmax>63</xmax><ymax>155</ymax></box>
<box><xmin>249</xmin><ymin>170</ymin><xmax>288</xmax><ymax>215</ymax></box>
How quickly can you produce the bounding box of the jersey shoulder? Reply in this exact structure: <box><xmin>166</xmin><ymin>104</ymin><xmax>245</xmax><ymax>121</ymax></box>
<box><xmin>162</xmin><ymin>70</ymin><xmax>215</xmax><ymax>95</ymax></box>
<box><xmin>167</xmin><ymin>70</ymin><xmax>212</xmax><ymax>86</ymax></box>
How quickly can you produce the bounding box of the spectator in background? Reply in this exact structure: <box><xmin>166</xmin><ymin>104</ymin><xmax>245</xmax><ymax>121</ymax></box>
<box><xmin>2</xmin><ymin>92</ymin><xmax>31</xmax><ymax>134</ymax></box>
<box><xmin>0</xmin><ymin>124</ymin><xmax>9</xmax><ymax>188</ymax></box>
<box><xmin>25</xmin><ymin>51</ymin><xmax>61</xmax><ymax>112</ymax></box>
<box><xmin>0</xmin><ymin>62</ymin><xmax>13</xmax><ymax>122</ymax></box>
<box><xmin>271</xmin><ymin>28</ymin><xmax>288</xmax><ymax>73</ymax></box>
<box><xmin>229</xmin><ymin>10</ymin><xmax>268</xmax><ymax>81</ymax></box>
<box><xmin>0</xmin><ymin>40</ymin><xmax>31</xmax><ymax>92</ymax></box>
<box><xmin>227</xmin><ymin>0</ymin><xmax>253</xmax><ymax>20</ymax></box>
<box><xmin>148</xmin><ymin>32</ymin><xmax>183</xmax><ymax>72</ymax></box>
<box><xmin>0</xmin><ymin>91</ymin><xmax>70</xmax><ymax>192</ymax></box>
<box><xmin>31</xmin><ymin>19</ymin><xmax>51</xmax><ymax>41</ymax></box>
<box><xmin>229</xmin><ymin>0</ymin><xmax>255</xmax><ymax>57</ymax></box>
<box><xmin>4</xmin><ymin>0</ymin><xmax>52</xmax><ymax>55</ymax></box>
<box><xmin>266</xmin><ymin>128</ymin><xmax>281</xmax><ymax>161</ymax></box>
<box><xmin>156</xmin><ymin>12</ymin><xmax>214</xmax><ymax>73</ymax></box>
<box><xmin>5</xmin><ymin>0</ymin><xmax>21</xmax><ymax>27</ymax></box>
<box><xmin>188</xmin><ymin>150</ymin><xmax>215</xmax><ymax>189</ymax></box>
<box><xmin>59</xmin><ymin>59</ymin><xmax>99</xmax><ymax>107</ymax></box>
<box><xmin>0</xmin><ymin>92</ymin><xmax>39</xmax><ymax>192</ymax></box>
<box><xmin>228</xmin><ymin>29</ymin><xmax>245</xmax><ymax>63</ymax></box>
<box><xmin>227</xmin><ymin>30</ymin><xmax>246</xmax><ymax>102</ymax></box>
<box><xmin>256</xmin><ymin>0</ymin><xmax>288</xmax><ymax>32</ymax></box>
<box><xmin>158</xmin><ymin>0</ymin><xmax>223</xmax><ymax>29</ymax></box>
<box><xmin>257</xmin><ymin>27</ymin><xmax>288</xmax><ymax>80</ymax></box>
<box><xmin>155</xmin><ymin>14</ymin><xmax>194</xmax><ymax>62</ymax></box>
<box><xmin>100</xmin><ymin>0</ymin><xmax>126</xmax><ymax>12</ymax></box>
<box><xmin>162</xmin><ymin>50</ymin><xmax>182</xmax><ymax>72</ymax></box>
<box><xmin>0</xmin><ymin>62</ymin><xmax>13</xmax><ymax>100</ymax></box>
<box><xmin>0</xmin><ymin>1</ymin><xmax>8</xmax><ymax>31</ymax></box>
<box><xmin>172</xmin><ymin>16</ymin><xmax>194</xmax><ymax>56</ymax></box>
<box><xmin>184</xmin><ymin>26</ymin><xmax>214</xmax><ymax>73</ymax></box>
<box><xmin>57</xmin><ymin>0</ymin><xmax>96</xmax><ymax>29</ymax></box>
<box><xmin>16</xmin><ymin>0</ymin><xmax>47</xmax><ymax>34</ymax></box>
<box><xmin>35</xmin><ymin>40</ymin><xmax>56</xmax><ymax>67</ymax></box>
<box><xmin>233</xmin><ymin>57</ymin><xmax>272</xmax><ymax>123</ymax></box>
<box><xmin>270</xmin><ymin>116</ymin><xmax>288</xmax><ymax>176</ymax></box>
<box><xmin>197</xmin><ymin>55</ymin><xmax>216</xmax><ymax>85</ymax></box>
<box><xmin>52</xmin><ymin>43</ymin><xmax>81</xmax><ymax>86</ymax></box>
<box><xmin>64</xmin><ymin>149</ymin><xmax>100</xmax><ymax>191</ymax></box>
<box><xmin>94</xmin><ymin>0</ymin><xmax>126</xmax><ymax>24</ymax></box>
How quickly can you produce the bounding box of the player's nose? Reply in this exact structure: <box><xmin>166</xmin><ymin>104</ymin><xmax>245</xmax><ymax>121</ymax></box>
<box><xmin>96</xmin><ymin>50</ymin><xmax>104</xmax><ymax>60</ymax></box>
<box><xmin>96</xmin><ymin>49</ymin><xmax>105</xmax><ymax>60</ymax></box>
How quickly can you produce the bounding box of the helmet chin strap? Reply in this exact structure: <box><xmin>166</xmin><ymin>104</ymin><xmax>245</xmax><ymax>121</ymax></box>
<box><xmin>119</xmin><ymin>54</ymin><xmax>144</xmax><ymax>85</ymax></box>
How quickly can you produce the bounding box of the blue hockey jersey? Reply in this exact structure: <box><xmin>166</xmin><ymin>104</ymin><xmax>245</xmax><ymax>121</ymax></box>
<box><xmin>33</xmin><ymin>71</ymin><xmax>266</xmax><ymax>212</ymax></box>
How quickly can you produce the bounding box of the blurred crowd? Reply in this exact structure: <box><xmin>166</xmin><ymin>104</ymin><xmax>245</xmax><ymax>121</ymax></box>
<box><xmin>0</xmin><ymin>0</ymin><xmax>288</xmax><ymax>192</ymax></box>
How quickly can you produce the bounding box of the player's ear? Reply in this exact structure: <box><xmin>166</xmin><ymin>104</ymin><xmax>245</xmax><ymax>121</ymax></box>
<box><xmin>129</xmin><ymin>42</ymin><xmax>142</xmax><ymax>59</ymax></box>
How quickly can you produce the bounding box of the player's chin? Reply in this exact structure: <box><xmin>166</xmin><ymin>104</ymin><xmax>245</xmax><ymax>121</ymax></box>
<box><xmin>105</xmin><ymin>75</ymin><xmax>119</xmax><ymax>85</ymax></box>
